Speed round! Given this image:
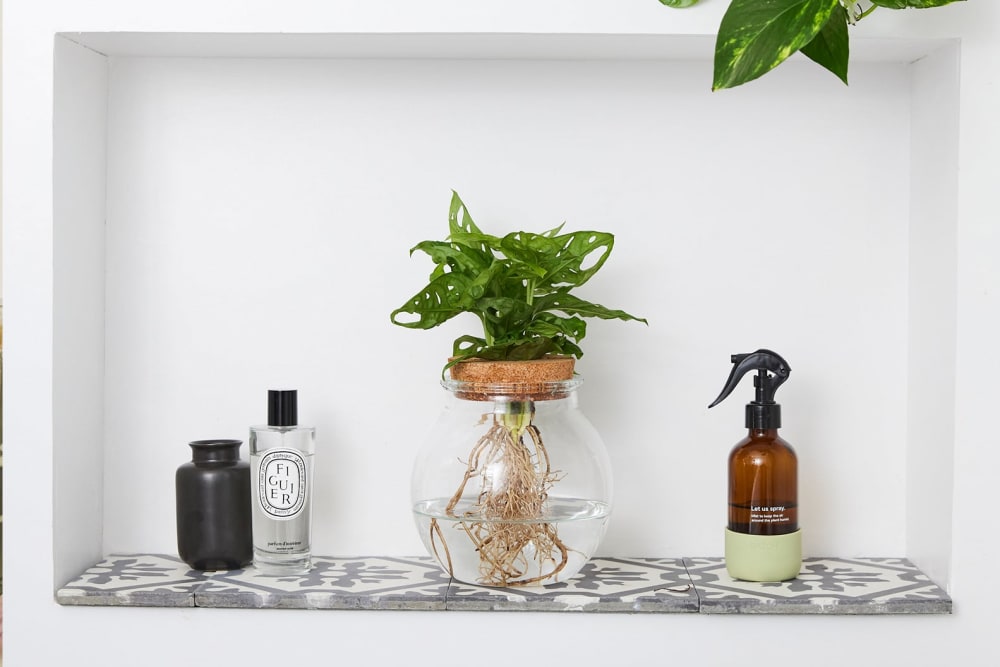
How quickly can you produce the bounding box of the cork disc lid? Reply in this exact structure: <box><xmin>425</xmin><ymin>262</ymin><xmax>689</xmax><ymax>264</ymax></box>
<box><xmin>446</xmin><ymin>356</ymin><xmax>578</xmax><ymax>401</ymax></box>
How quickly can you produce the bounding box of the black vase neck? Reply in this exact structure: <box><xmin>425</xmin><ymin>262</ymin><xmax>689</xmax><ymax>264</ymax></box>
<box><xmin>189</xmin><ymin>439</ymin><xmax>243</xmax><ymax>463</ymax></box>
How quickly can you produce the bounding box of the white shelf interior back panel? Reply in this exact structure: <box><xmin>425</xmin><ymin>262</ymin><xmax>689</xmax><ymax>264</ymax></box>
<box><xmin>50</xmin><ymin>32</ymin><xmax>958</xmax><ymax>595</ymax></box>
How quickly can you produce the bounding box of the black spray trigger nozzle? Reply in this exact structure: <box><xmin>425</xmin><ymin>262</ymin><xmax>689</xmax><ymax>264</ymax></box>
<box><xmin>708</xmin><ymin>348</ymin><xmax>791</xmax><ymax>409</ymax></box>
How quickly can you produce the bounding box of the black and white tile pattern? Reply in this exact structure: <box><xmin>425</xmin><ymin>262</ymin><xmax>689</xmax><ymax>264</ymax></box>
<box><xmin>684</xmin><ymin>557</ymin><xmax>952</xmax><ymax>614</ymax></box>
<box><xmin>56</xmin><ymin>554</ymin><xmax>951</xmax><ymax>614</ymax></box>
<box><xmin>199</xmin><ymin>556</ymin><xmax>450</xmax><ymax>610</ymax></box>
<box><xmin>446</xmin><ymin>558</ymin><xmax>698</xmax><ymax>612</ymax></box>
<box><xmin>56</xmin><ymin>554</ymin><xmax>209</xmax><ymax>607</ymax></box>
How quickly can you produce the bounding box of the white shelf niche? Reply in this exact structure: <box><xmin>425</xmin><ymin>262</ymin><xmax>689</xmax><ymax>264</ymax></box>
<box><xmin>52</xmin><ymin>31</ymin><xmax>959</xmax><ymax>594</ymax></box>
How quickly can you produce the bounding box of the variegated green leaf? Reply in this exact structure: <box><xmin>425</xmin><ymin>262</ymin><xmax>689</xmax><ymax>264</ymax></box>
<box><xmin>658</xmin><ymin>0</ymin><xmax>700</xmax><ymax>7</ymax></box>
<box><xmin>870</xmin><ymin>0</ymin><xmax>964</xmax><ymax>8</ymax></box>
<box><xmin>714</xmin><ymin>0</ymin><xmax>840</xmax><ymax>90</ymax></box>
<box><xmin>800</xmin><ymin>3</ymin><xmax>849</xmax><ymax>85</ymax></box>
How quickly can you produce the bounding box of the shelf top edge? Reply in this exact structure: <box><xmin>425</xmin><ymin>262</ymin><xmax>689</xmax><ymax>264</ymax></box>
<box><xmin>58</xmin><ymin>31</ymin><xmax>954</xmax><ymax>64</ymax></box>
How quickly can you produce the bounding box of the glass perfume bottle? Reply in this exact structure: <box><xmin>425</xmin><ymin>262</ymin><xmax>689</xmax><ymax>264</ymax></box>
<box><xmin>250</xmin><ymin>389</ymin><xmax>316</xmax><ymax>574</ymax></box>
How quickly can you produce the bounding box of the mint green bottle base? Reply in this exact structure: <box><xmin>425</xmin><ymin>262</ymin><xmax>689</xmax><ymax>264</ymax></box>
<box><xmin>724</xmin><ymin>528</ymin><xmax>802</xmax><ymax>582</ymax></box>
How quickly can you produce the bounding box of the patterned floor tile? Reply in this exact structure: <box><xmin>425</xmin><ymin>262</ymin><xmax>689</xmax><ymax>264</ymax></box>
<box><xmin>55</xmin><ymin>554</ymin><xmax>209</xmax><ymax>607</ymax></box>
<box><xmin>56</xmin><ymin>554</ymin><xmax>952</xmax><ymax>614</ymax></box>
<box><xmin>445</xmin><ymin>557</ymin><xmax>699</xmax><ymax>612</ymax></box>
<box><xmin>195</xmin><ymin>556</ymin><xmax>450</xmax><ymax>610</ymax></box>
<box><xmin>684</xmin><ymin>557</ymin><xmax>952</xmax><ymax>614</ymax></box>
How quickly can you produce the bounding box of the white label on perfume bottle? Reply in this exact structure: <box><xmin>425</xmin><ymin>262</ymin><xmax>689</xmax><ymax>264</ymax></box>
<box><xmin>257</xmin><ymin>449</ymin><xmax>307</xmax><ymax>520</ymax></box>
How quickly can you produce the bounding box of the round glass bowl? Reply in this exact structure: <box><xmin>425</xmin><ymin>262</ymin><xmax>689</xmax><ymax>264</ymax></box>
<box><xmin>411</xmin><ymin>376</ymin><xmax>612</xmax><ymax>587</ymax></box>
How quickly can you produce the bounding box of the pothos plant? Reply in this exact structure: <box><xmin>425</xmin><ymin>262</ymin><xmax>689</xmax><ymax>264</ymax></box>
<box><xmin>390</xmin><ymin>191</ymin><xmax>646</xmax><ymax>373</ymax></box>
<box><xmin>659</xmin><ymin>0</ymin><xmax>965</xmax><ymax>90</ymax></box>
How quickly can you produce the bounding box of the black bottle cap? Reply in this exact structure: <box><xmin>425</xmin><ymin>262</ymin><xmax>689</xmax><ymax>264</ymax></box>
<box><xmin>708</xmin><ymin>349</ymin><xmax>791</xmax><ymax>430</ymax></box>
<box><xmin>746</xmin><ymin>403</ymin><xmax>782</xmax><ymax>430</ymax></box>
<box><xmin>268</xmin><ymin>390</ymin><xmax>298</xmax><ymax>427</ymax></box>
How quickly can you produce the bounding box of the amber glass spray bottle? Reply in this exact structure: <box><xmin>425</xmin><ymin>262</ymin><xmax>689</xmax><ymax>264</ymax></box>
<box><xmin>708</xmin><ymin>349</ymin><xmax>800</xmax><ymax>582</ymax></box>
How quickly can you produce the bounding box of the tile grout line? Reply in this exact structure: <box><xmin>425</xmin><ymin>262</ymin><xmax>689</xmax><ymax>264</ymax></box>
<box><xmin>679</xmin><ymin>557</ymin><xmax>704</xmax><ymax>613</ymax></box>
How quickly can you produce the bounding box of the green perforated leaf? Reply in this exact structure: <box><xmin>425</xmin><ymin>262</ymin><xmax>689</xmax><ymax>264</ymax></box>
<box><xmin>390</xmin><ymin>192</ymin><xmax>646</xmax><ymax>369</ymax></box>
<box><xmin>535</xmin><ymin>292</ymin><xmax>648</xmax><ymax>325</ymax></box>
<box><xmin>389</xmin><ymin>272</ymin><xmax>473</xmax><ymax>329</ymax></box>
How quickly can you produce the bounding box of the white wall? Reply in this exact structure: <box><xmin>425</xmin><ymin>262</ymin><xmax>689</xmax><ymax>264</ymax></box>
<box><xmin>51</xmin><ymin>35</ymin><xmax>108</xmax><ymax>593</ymax></box>
<box><xmin>4</xmin><ymin>2</ymin><xmax>999</xmax><ymax>665</ymax></box>
<box><xmin>97</xmin><ymin>53</ymin><xmax>912</xmax><ymax>562</ymax></box>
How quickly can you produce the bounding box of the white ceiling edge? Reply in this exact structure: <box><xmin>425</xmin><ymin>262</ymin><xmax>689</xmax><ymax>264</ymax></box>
<box><xmin>60</xmin><ymin>31</ymin><xmax>953</xmax><ymax>64</ymax></box>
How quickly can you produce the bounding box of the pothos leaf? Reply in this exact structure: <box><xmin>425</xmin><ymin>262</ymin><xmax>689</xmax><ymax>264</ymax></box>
<box><xmin>658</xmin><ymin>0</ymin><xmax>700</xmax><ymax>6</ymax></box>
<box><xmin>870</xmin><ymin>0</ymin><xmax>964</xmax><ymax>7</ymax></box>
<box><xmin>800</xmin><ymin>3</ymin><xmax>849</xmax><ymax>85</ymax></box>
<box><xmin>713</xmin><ymin>0</ymin><xmax>841</xmax><ymax>90</ymax></box>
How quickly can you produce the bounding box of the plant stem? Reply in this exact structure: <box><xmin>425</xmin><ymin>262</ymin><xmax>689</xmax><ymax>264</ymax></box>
<box><xmin>477</xmin><ymin>313</ymin><xmax>494</xmax><ymax>347</ymax></box>
<box><xmin>844</xmin><ymin>0</ymin><xmax>877</xmax><ymax>23</ymax></box>
<box><xmin>501</xmin><ymin>400</ymin><xmax>534</xmax><ymax>439</ymax></box>
<box><xmin>857</xmin><ymin>5</ymin><xmax>877</xmax><ymax>20</ymax></box>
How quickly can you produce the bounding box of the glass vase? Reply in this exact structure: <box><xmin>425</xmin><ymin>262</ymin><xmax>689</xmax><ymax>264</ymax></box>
<box><xmin>411</xmin><ymin>368</ymin><xmax>612</xmax><ymax>587</ymax></box>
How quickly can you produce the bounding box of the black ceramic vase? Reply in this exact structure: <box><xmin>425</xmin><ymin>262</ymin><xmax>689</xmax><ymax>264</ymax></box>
<box><xmin>176</xmin><ymin>439</ymin><xmax>253</xmax><ymax>570</ymax></box>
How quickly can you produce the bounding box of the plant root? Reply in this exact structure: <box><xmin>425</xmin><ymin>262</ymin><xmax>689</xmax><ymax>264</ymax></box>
<box><xmin>442</xmin><ymin>409</ymin><xmax>570</xmax><ymax>586</ymax></box>
<box><xmin>429</xmin><ymin>518</ymin><xmax>454</xmax><ymax>578</ymax></box>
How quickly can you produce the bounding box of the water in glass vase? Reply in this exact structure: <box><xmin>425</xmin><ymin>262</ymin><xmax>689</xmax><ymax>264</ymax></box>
<box><xmin>412</xmin><ymin>496</ymin><xmax>610</xmax><ymax>587</ymax></box>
